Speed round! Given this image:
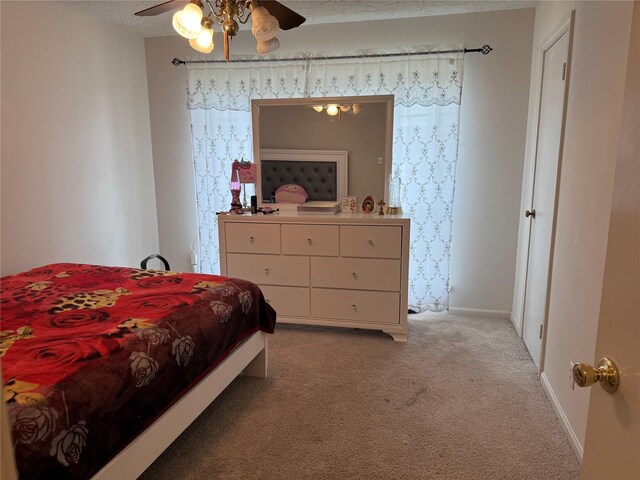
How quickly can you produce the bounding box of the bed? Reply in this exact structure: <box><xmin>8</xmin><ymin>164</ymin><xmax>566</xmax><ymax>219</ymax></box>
<box><xmin>0</xmin><ymin>263</ymin><xmax>276</xmax><ymax>479</ymax></box>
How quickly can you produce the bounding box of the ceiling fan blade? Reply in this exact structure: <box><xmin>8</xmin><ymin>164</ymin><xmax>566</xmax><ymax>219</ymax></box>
<box><xmin>260</xmin><ymin>1</ymin><xmax>306</xmax><ymax>30</ymax></box>
<box><xmin>135</xmin><ymin>0</ymin><xmax>187</xmax><ymax>16</ymax></box>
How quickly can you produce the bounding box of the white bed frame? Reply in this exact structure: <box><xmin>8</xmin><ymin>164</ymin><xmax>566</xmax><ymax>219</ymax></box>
<box><xmin>0</xmin><ymin>331</ymin><xmax>269</xmax><ymax>480</ymax></box>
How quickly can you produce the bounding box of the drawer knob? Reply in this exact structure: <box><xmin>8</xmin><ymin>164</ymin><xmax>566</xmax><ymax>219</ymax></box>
<box><xmin>264</xmin><ymin>268</ymin><xmax>269</xmax><ymax>275</ymax></box>
<box><xmin>368</xmin><ymin>239</ymin><xmax>374</xmax><ymax>247</ymax></box>
<box><xmin>351</xmin><ymin>304</ymin><xmax>357</xmax><ymax>311</ymax></box>
<box><xmin>352</xmin><ymin>272</ymin><xmax>358</xmax><ymax>279</ymax></box>
<box><xmin>307</xmin><ymin>238</ymin><xmax>313</xmax><ymax>245</ymax></box>
<box><xmin>249</xmin><ymin>236</ymin><xmax>255</xmax><ymax>243</ymax></box>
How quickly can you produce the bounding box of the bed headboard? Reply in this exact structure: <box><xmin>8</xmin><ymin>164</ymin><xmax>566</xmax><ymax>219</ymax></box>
<box><xmin>258</xmin><ymin>149</ymin><xmax>348</xmax><ymax>203</ymax></box>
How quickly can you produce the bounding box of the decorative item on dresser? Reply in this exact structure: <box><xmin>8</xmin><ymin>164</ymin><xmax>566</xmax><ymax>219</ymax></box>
<box><xmin>341</xmin><ymin>195</ymin><xmax>357</xmax><ymax>214</ymax></box>
<box><xmin>361</xmin><ymin>195</ymin><xmax>376</xmax><ymax>214</ymax></box>
<box><xmin>218</xmin><ymin>212</ymin><xmax>410</xmax><ymax>341</ymax></box>
<box><xmin>230</xmin><ymin>165</ymin><xmax>242</xmax><ymax>213</ymax></box>
<box><xmin>387</xmin><ymin>174</ymin><xmax>403</xmax><ymax>215</ymax></box>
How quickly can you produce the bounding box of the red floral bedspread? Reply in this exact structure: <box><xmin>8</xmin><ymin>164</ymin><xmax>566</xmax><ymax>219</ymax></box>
<box><xmin>0</xmin><ymin>263</ymin><xmax>276</xmax><ymax>479</ymax></box>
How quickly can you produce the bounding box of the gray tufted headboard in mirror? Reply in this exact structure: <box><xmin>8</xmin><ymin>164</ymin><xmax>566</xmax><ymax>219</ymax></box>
<box><xmin>258</xmin><ymin>149</ymin><xmax>348</xmax><ymax>204</ymax></box>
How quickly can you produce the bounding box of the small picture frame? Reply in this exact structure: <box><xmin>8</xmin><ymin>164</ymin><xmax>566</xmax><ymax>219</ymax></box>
<box><xmin>341</xmin><ymin>195</ymin><xmax>357</xmax><ymax>214</ymax></box>
<box><xmin>361</xmin><ymin>194</ymin><xmax>377</xmax><ymax>214</ymax></box>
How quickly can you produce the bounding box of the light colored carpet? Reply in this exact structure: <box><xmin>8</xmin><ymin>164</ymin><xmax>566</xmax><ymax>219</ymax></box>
<box><xmin>140</xmin><ymin>314</ymin><xmax>580</xmax><ymax>480</ymax></box>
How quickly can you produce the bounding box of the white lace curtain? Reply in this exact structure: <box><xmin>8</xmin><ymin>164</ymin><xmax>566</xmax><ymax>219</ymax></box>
<box><xmin>187</xmin><ymin>49</ymin><xmax>463</xmax><ymax>311</ymax></box>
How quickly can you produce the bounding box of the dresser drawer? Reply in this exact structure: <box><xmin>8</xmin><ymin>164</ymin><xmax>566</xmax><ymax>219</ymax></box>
<box><xmin>259</xmin><ymin>285</ymin><xmax>310</xmax><ymax>317</ymax></box>
<box><xmin>340</xmin><ymin>226</ymin><xmax>402</xmax><ymax>259</ymax></box>
<box><xmin>311</xmin><ymin>288</ymin><xmax>400</xmax><ymax>325</ymax></box>
<box><xmin>227</xmin><ymin>254</ymin><xmax>309</xmax><ymax>287</ymax></box>
<box><xmin>311</xmin><ymin>257</ymin><xmax>400</xmax><ymax>292</ymax></box>
<box><xmin>225</xmin><ymin>223</ymin><xmax>280</xmax><ymax>254</ymax></box>
<box><xmin>282</xmin><ymin>224</ymin><xmax>339</xmax><ymax>256</ymax></box>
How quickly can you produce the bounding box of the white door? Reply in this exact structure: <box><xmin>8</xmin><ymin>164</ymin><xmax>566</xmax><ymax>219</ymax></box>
<box><xmin>522</xmin><ymin>26</ymin><xmax>572</xmax><ymax>368</ymax></box>
<box><xmin>580</xmin><ymin>4</ymin><xmax>639</xmax><ymax>478</ymax></box>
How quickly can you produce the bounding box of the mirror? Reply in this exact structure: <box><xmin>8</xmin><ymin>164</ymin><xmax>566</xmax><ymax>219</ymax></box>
<box><xmin>251</xmin><ymin>95</ymin><xmax>394</xmax><ymax>210</ymax></box>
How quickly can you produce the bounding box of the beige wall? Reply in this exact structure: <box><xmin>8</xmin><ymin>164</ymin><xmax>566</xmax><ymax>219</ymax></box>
<box><xmin>259</xmin><ymin>103</ymin><xmax>388</xmax><ymax>204</ymax></box>
<box><xmin>145</xmin><ymin>8</ymin><xmax>535</xmax><ymax>313</ymax></box>
<box><xmin>0</xmin><ymin>1</ymin><xmax>159</xmax><ymax>276</ymax></box>
<box><xmin>511</xmin><ymin>0</ymin><xmax>634</xmax><ymax>456</ymax></box>
<box><xmin>144</xmin><ymin>34</ymin><xmax>196</xmax><ymax>272</ymax></box>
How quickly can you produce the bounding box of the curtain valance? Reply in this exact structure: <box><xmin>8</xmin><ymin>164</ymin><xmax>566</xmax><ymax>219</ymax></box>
<box><xmin>186</xmin><ymin>49</ymin><xmax>463</xmax><ymax>111</ymax></box>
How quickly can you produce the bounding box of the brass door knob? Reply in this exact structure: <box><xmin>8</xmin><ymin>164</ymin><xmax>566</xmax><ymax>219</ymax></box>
<box><xmin>525</xmin><ymin>209</ymin><xmax>536</xmax><ymax>218</ymax></box>
<box><xmin>572</xmin><ymin>357</ymin><xmax>619</xmax><ymax>393</ymax></box>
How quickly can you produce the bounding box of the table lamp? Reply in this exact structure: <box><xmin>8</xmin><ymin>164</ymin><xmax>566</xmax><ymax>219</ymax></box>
<box><xmin>233</xmin><ymin>159</ymin><xmax>257</xmax><ymax>210</ymax></box>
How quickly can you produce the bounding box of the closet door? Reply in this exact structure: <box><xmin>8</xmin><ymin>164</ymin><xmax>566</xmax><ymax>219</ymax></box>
<box><xmin>522</xmin><ymin>24</ymin><xmax>572</xmax><ymax>369</ymax></box>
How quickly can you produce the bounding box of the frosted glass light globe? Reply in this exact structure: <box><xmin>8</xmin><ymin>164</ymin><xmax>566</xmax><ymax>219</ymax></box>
<box><xmin>182</xmin><ymin>3</ymin><xmax>203</xmax><ymax>30</ymax></box>
<box><xmin>189</xmin><ymin>26</ymin><xmax>214</xmax><ymax>53</ymax></box>
<box><xmin>251</xmin><ymin>6</ymin><xmax>279</xmax><ymax>41</ymax></box>
<box><xmin>172</xmin><ymin>4</ymin><xmax>202</xmax><ymax>39</ymax></box>
<box><xmin>326</xmin><ymin>104</ymin><xmax>339</xmax><ymax>116</ymax></box>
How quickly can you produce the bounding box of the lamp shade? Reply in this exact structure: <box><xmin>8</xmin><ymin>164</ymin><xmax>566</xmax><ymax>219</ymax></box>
<box><xmin>256</xmin><ymin>37</ymin><xmax>280</xmax><ymax>55</ymax></box>
<box><xmin>237</xmin><ymin>163</ymin><xmax>256</xmax><ymax>183</ymax></box>
<box><xmin>251</xmin><ymin>6</ymin><xmax>279</xmax><ymax>41</ymax></box>
<box><xmin>189</xmin><ymin>18</ymin><xmax>214</xmax><ymax>53</ymax></box>
<box><xmin>189</xmin><ymin>33</ymin><xmax>213</xmax><ymax>53</ymax></box>
<box><xmin>173</xmin><ymin>3</ymin><xmax>203</xmax><ymax>39</ymax></box>
<box><xmin>230</xmin><ymin>168</ymin><xmax>240</xmax><ymax>191</ymax></box>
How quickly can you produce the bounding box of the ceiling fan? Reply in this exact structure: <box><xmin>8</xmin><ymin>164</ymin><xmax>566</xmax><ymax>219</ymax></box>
<box><xmin>135</xmin><ymin>0</ymin><xmax>306</xmax><ymax>61</ymax></box>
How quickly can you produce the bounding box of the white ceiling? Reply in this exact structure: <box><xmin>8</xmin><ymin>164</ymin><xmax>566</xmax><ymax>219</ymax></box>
<box><xmin>62</xmin><ymin>0</ymin><xmax>536</xmax><ymax>38</ymax></box>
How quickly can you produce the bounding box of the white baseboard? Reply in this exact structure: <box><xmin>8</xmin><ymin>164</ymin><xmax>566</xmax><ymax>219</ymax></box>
<box><xmin>540</xmin><ymin>372</ymin><xmax>584</xmax><ymax>462</ymax></box>
<box><xmin>447</xmin><ymin>307</ymin><xmax>511</xmax><ymax>319</ymax></box>
<box><xmin>510</xmin><ymin>312</ymin><xmax>523</xmax><ymax>336</ymax></box>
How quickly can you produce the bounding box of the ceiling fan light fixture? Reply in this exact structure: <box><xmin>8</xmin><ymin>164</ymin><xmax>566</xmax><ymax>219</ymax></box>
<box><xmin>139</xmin><ymin>0</ymin><xmax>304</xmax><ymax>60</ymax></box>
<box><xmin>312</xmin><ymin>105</ymin><xmax>324</xmax><ymax>112</ymax></box>
<box><xmin>251</xmin><ymin>6</ymin><xmax>279</xmax><ymax>41</ymax></box>
<box><xmin>172</xmin><ymin>1</ymin><xmax>203</xmax><ymax>39</ymax></box>
<box><xmin>256</xmin><ymin>36</ymin><xmax>280</xmax><ymax>55</ymax></box>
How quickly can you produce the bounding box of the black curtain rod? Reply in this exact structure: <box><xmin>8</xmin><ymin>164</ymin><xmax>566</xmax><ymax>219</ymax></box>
<box><xmin>171</xmin><ymin>44</ymin><xmax>492</xmax><ymax>65</ymax></box>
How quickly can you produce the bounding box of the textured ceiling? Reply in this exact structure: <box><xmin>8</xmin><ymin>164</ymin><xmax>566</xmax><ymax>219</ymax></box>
<box><xmin>62</xmin><ymin>0</ymin><xmax>536</xmax><ymax>38</ymax></box>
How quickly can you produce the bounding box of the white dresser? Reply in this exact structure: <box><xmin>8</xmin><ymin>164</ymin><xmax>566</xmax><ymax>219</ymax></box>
<box><xmin>218</xmin><ymin>212</ymin><xmax>410</xmax><ymax>341</ymax></box>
